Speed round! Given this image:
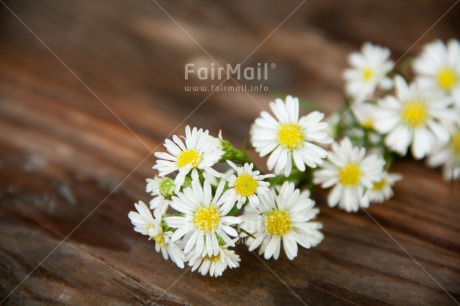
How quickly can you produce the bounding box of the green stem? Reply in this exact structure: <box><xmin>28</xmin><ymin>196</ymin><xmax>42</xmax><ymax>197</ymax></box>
<box><xmin>220</xmin><ymin>138</ymin><xmax>255</xmax><ymax>167</ymax></box>
<box><xmin>239</xmin><ymin>228</ymin><xmax>256</xmax><ymax>239</ymax></box>
<box><xmin>268</xmin><ymin>169</ymin><xmax>311</xmax><ymax>188</ymax></box>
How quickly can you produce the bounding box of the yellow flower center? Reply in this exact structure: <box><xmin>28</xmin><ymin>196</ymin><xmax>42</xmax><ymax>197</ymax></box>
<box><xmin>339</xmin><ymin>164</ymin><xmax>361</xmax><ymax>186</ymax></box>
<box><xmin>361</xmin><ymin>118</ymin><xmax>374</xmax><ymax>129</ymax></box>
<box><xmin>451</xmin><ymin>131</ymin><xmax>460</xmax><ymax>155</ymax></box>
<box><xmin>177</xmin><ymin>149</ymin><xmax>202</xmax><ymax>168</ymax></box>
<box><xmin>234</xmin><ymin>174</ymin><xmax>258</xmax><ymax>197</ymax></box>
<box><xmin>204</xmin><ymin>254</ymin><xmax>221</xmax><ymax>262</ymax></box>
<box><xmin>437</xmin><ymin>67</ymin><xmax>457</xmax><ymax>91</ymax></box>
<box><xmin>154</xmin><ymin>233</ymin><xmax>166</xmax><ymax>247</ymax></box>
<box><xmin>372</xmin><ymin>178</ymin><xmax>387</xmax><ymax>191</ymax></box>
<box><xmin>278</xmin><ymin>123</ymin><xmax>304</xmax><ymax>150</ymax></box>
<box><xmin>265</xmin><ymin>210</ymin><xmax>292</xmax><ymax>236</ymax></box>
<box><xmin>363</xmin><ymin>68</ymin><xmax>374</xmax><ymax>82</ymax></box>
<box><xmin>401</xmin><ymin>101</ymin><xmax>429</xmax><ymax>127</ymax></box>
<box><xmin>194</xmin><ymin>206</ymin><xmax>220</xmax><ymax>233</ymax></box>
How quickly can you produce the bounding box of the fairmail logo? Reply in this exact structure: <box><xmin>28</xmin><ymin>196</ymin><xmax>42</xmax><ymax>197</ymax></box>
<box><xmin>184</xmin><ymin>62</ymin><xmax>276</xmax><ymax>81</ymax></box>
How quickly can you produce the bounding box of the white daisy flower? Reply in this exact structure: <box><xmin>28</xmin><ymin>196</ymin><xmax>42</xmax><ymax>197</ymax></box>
<box><xmin>251</xmin><ymin>96</ymin><xmax>332</xmax><ymax>176</ymax></box>
<box><xmin>225</xmin><ymin>161</ymin><xmax>274</xmax><ymax>209</ymax></box>
<box><xmin>128</xmin><ymin>201</ymin><xmax>185</xmax><ymax>268</ymax></box>
<box><xmin>241</xmin><ymin>182</ymin><xmax>323</xmax><ymax>260</ymax></box>
<box><xmin>343</xmin><ymin>42</ymin><xmax>394</xmax><ymax>101</ymax></box>
<box><xmin>373</xmin><ymin>76</ymin><xmax>451</xmax><ymax>159</ymax></box>
<box><xmin>313</xmin><ymin>138</ymin><xmax>385</xmax><ymax>212</ymax></box>
<box><xmin>153</xmin><ymin>126</ymin><xmax>224</xmax><ymax>192</ymax></box>
<box><xmin>128</xmin><ymin>201</ymin><xmax>157</xmax><ymax>236</ymax></box>
<box><xmin>165</xmin><ymin>179</ymin><xmax>241</xmax><ymax>258</ymax></box>
<box><xmin>413</xmin><ymin>39</ymin><xmax>460</xmax><ymax>107</ymax></box>
<box><xmin>348</xmin><ymin>102</ymin><xmax>385</xmax><ymax>146</ymax></box>
<box><xmin>149</xmin><ymin>226</ymin><xmax>185</xmax><ymax>269</ymax></box>
<box><xmin>365</xmin><ymin>172</ymin><xmax>402</xmax><ymax>203</ymax></box>
<box><xmin>351</xmin><ymin>102</ymin><xmax>379</xmax><ymax>130</ymax></box>
<box><xmin>187</xmin><ymin>244</ymin><xmax>240</xmax><ymax>277</ymax></box>
<box><xmin>428</xmin><ymin>121</ymin><xmax>460</xmax><ymax>180</ymax></box>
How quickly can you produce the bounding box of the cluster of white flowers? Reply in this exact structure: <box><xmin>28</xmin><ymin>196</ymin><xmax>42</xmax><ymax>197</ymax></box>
<box><xmin>129</xmin><ymin>38</ymin><xmax>459</xmax><ymax>277</ymax></box>
<box><xmin>129</xmin><ymin>123</ymin><xmax>325</xmax><ymax>277</ymax></box>
<box><xmin>341</xmin><ymin>39</ymin><xmax>460</xmax><ymax>181</ymax></box>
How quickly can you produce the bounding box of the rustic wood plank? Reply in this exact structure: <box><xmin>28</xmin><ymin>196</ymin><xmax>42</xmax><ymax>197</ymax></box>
<box><xmin>0</xmin><ymin>0</ymin><xmax>459</xmax><ymax>305</ymax></box>
<box><xmin>0</xmin><ymin>146</ymin><xmax>459</xmax><ymax>305</ymax></box>
<box><xmin>0</xmin><ymin>205</ymin><xmax>186</xmax><ymax>305</ymax></box>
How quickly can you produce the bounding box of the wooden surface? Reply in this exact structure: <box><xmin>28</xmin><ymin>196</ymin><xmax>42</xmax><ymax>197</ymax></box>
<box><xmin>1</xmin><ymin>0</ymin><xmax>460</xmax><ymax>305</ymax></box>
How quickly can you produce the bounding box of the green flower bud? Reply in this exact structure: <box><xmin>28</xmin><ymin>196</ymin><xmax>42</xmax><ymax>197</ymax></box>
<box><xmin>159</xmin><ymin>178</ymin><xmax>175</xmax><ymax>198</ymax></box>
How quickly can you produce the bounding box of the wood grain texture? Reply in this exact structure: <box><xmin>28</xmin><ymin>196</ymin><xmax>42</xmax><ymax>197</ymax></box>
<box><xmin>0</xmin><ymin>0</ymin><xmax>459</xmax><ymax>305</ymax></box>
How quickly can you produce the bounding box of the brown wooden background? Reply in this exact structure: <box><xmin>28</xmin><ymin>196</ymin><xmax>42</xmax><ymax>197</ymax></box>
<box><xmin>1</xmin><ymin>0</ymin><xmax>459</xmax><ymax>305</ymax></box>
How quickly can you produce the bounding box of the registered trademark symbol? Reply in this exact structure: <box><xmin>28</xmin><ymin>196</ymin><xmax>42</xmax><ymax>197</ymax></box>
<box><xmin>270</xmin><ymin>63</ymin><xmax>276</xmax><ymax>69</ymax></box>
